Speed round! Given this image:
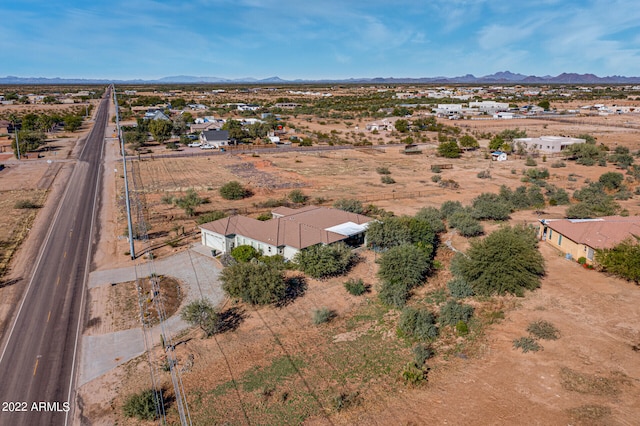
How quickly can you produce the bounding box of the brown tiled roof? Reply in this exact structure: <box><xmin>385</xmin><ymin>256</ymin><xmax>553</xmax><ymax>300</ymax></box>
<box><xmin>200</xmin><ymin>206</ymin><xmax>372</xmax><ymax>250</ymax></box>
<box><xmin>543</xmin><ymin>215</ymin><xmax>640</xmax><ymax>249</ymax></box>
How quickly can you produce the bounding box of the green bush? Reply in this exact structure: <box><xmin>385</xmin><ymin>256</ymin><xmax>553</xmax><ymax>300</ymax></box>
<box><xmin>412</xmin><ymin>344</ymin><xmax>434</xmax><ymax>366</ymax></box>
<box><xmin>344</xmin><ymin>278</ymin><xmax>367</xmax><ymax>295</ymax></box>
<box><xmin>196</xmin><ymin>210</ymin><xmax>226</xmax><ymax>225</ymax></box>
<box><xmin>122</xmin><ymin>389</ymin><xmax>160</xmax><ymax>421</ymax></box>
<box><xmin>378</xmin><ymin>280</ymin><xmax>410</xmax><ymax>308</ymax></box>
<box><xmin>288</xmin><ymin>189</ymin><xmax>308</xmax><ymax>204</ymax></box>
<box><xmin>333</xmin><ymin>198</ymin><xmax>364</xmax><ymax>214</ymax></box>
<box><xmin>431</xmin><ymin>174</ymin><xmax>441</xmax><ymax>183</ymax></box>
<box><xmin>513</xmin><ymin>336</ymin><xmax>542</xmax><ymax>353</ymax></box>
<box><xmin>220</xmin><ymin>181</ymin><xmax>250</xmax><ymax>200</ymax></box>
<box><xmin>378</xmin><ymin>244</ymin><xmax>431</xmax><ymax>290</ymax></box>
<box><xmin>595</xmin><ymin>238</ymin><xmax>640</xmax><ymax>282</ymax></box>
<box><xmin>256</xmin><ymin>212</ymin><xmax>272</xmax><ymax>221</ymax></box>
<box><xmin>451</xmin><ymin>225</ymin><xmax>545</xmax><ymax>296</ymax></box>
<box><xmin>439</xmin><ymin>300</ymin><xmax>474</xmax><ymax>326</ymax></box>
<box><xmin>525</xmin><ymin>157</ymin><xmax>537</xmax><ymax>166</ymax></box>
<box><xmin>398</xmin><ymin>307</ymin><xmax>438</xmax><ymax>340</ymax></box>
<box><xmin>376</xmin><ymin>166</ymin><xmax>391</xmax><ymax>175</ymax></box>
<box><xmin>414</xmin><ymin>207</ymin><xmax>446</xmax><ymax>233</ymax></box>
<box><xmin>312</xmin><ymin>307</ymin><xmax>336</xmax><ymax>325</ymax></box>
<box><xmin>447</xmin><ymin>277</ymin><xmax>475</xmax><ymax>298</ymax></box>
<box><xmin>221</xmin><ymin>262</ymin><xmax>286</xmax><ymax>305</ymax></box>
<box><xmin>477</xmin><ymin>170</ymin><xmax>491</xmax><ymax>179</ymax></box>
<box><xmin>295</xmin><ymin>243</ymin><xmax>355</xmax><ymax>278</ymax></box>
<box><xmin>527</xmin><ymin>320</ymin><xmax>560</xmax><ymax>340</ymax></box>
<box><xmin>401</xmin><ymin>362</ymin><xmax>426</xmax><ymax>385</ymax></box>
<box><xmin>431</xmin><ymin>165</ymin><xmax>441</xmax><ymax>173</ymax></box>
<box><xmin>381</xmin><ymin>175</ymin><xmax>396</xmax><ymax>184</ymax></box>
<box><xmin>471</xmin><ymin>193</ymin><xmax>512</xmax><ymax>221</ymax></box>
<box><xmin>448</xmin><ymin>211</ymin><xmax>484</xmax><ymax>237</ymax></box>
<box><xmin>551</xmin><ymin>160</ymin><xmax>566</xmax><ymax>168</ymax></box>
<box><xmin>525</xmin><ymin>168</ymin><xmax>550</xmax><ymax>180</ymax></box>
<box><xmin>577</xmin><ymin>256</ymin><xmax>587</xmax><ymax>265</ymax></box>
<box><xmin>161</xmin><ymin>194</ymin><xmax>174</xmax><ymax>204</ymax></box>
<box><xmin>599</xmin><ymin>172</ymin><xmax>624</xmax><ymax>190</ymax></box>
<box><xmin>440</xmin><ymin>200</ymin><xmax>464</xmax><ymax>219</ymax></box>
<box><xmin>180</xmin><ymin>299</ymin><xmax>220</xmax><ymax>336</ymax></box>
<box><xmin>456</xmin><ymin>320</ymin><xmax>469</xmax><ymax>336</ymax></box>
<box><xmin>230</xmin><ymin>245</ymin><xmax>260</xmax><ymax>262</ymax></box>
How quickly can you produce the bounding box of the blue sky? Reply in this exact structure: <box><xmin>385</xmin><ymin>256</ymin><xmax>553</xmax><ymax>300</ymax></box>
<box><xmin>2</xmin><ymin>0</ymin><xmax>640</xmax><ymax>80</ymax></box>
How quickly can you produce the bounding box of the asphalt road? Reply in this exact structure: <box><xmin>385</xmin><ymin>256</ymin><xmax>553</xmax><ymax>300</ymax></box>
<box><xmin>0</xmin><ymin>88</ymin><xmax>110</xmax><ymax>425</ymax></box>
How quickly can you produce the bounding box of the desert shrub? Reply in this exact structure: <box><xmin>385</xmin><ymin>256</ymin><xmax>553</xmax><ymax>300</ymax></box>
<box><xmin>527</xmin><ymin>320</ymin><xmax>560</xmax><ymax>340</ymax></box>
<box><xmin>220</xmin><ymin>181</ymin><xmax>250</xmax><ymax>200</ymax></box>
<box><xmin>456</xmin><ymin>320</ymin><xmax>469</xmax><ymax>335</ymax></box>
<box><xmin>221</xmin><ymin>262</ymin><xmax>286</xmax><ymax>305</ymax></box>
<box><xmin>378</xmin><ymin>280</ymin><xmax>410</xmax><ymax>308</ymax></box>
<box><xmin>377</xmin><ymin>244</ymin><xmax>431</xmax><ymax>291</ymax></box>
<box><xmin>439</xmin><ymin>179</ymin><xmax>460</xmax><ymax>189</ymax></box>
<box><xmin>577</xmin><ymin>256</ymin><xmax>587</xmax><ymax>265</ymax></box>
<box><xmin>181</xmin><ymin>298</ymin><xmax>221</xmax><ymax>336</ymax></box>
<box><xmin>381</xmin><ymin>175</ymin><xmax>395</xmax><ymax>184</ymax></box>
<box><xmin>513</xmin><ymin>337</ymin><xmax>542</xmax><ymax>353</ymax></box>
<box><xmin>14</xmin><ymin>200</ymin><xmax>40</xmax><ymax>209</ymax></box>
<box><xmin>595</xmin><ymin>238</ymin><xmax>640</xmax><ymax>282</ymax></box>
<box><xmin>288</xmin><ymin>189</ymin><xmax>308</xmax><ymax>204</ymax></box>
<box><xmin>471</xmin><ymin>193</ymin><xmax>511</xmax><ymax>221</ymax></box>
<box><xmin>123</xmin><ymin>389</ymin><xmax>160</xmax><ymax>421</ymax></box>
<box><xmin>551</xmin><ymin>160</ymin><xmax>566</xmax><ymax>168</ymax></box>
<box><xmin>295</xmin><ymin>243</ymin><xmax>355</xmax><ymax>278</ymax></box>
<box><xmin>230</xmin><ymin>245</ymin><xmax>260</xmax><ymax>262</ymax></box>
<box><xmin>598</xmin><ymin>172</ymin><xmax>624</xmax><ymax>190</ymax></box>
<box><xmin>525</xmin><ymin>168</ymin><xmax>550</xmax><ymax>180</ymax></box>
<box><xmin>256</xmin><ymin>212</ymin><xmax>272</xmax><ymax>221</ymax></box>
<box><xmin>196</xmin><ymin>210</ymin><xmax>226</xmax><ymax>224</ymax></box>
<box><xmin>219</xmin><ymin>252</ymin><xmax>236</xmax><ymax>267</ymax></box>
<box><xmin>412</xmin><ymin>344</ymin><xmax>434</xmax><ymax>366</ymax></box>
<box><xmin>333</xmin><ymin>198</ymin><xmax>363</xmax><ymax>214</ymax></box>
<box><xmin>431</xmin><ymin>165</ymin><xmax>441</xmax><ymax>173</ymax></box>
<box><xmin>431</xmin><ymin>174</ymin><xmax>441</xmax><ymax>183</ymax></box>
<box><xmin>376</xmin><ymin>166</ymin><xmax>391</xmax><ymax>175</ymax></box>
<box><xmin>398</xmin><ymin>307</ymin><xmax>438</xmax><ymax>340</ymax></box>
<box><xmin>448</xmin><ymin>211</ymin><xmax>484</xmax><ymax>237</ymax></box>
<box><xmin>440</xmin><ymin>200</ymin><xmax>464</xmax><ymax>219</ymax></box>
<box><xmin>161</xmin><ymin>194</ymin><xmax>174</xmax><ymax>204</ymax></box>
<box><xmin>312</xmin><ymin>307</ymin><xmax>336</xmax><ymax>325</ymax></box>
<box><xmin>332</xmin><ymin>392</ymin><xmax>361</xmax><ymax>412</ymax></box>
<box><xmin>366</xmin><ymin>216</ymin><xmax>437</xmax><ymax>255</ymax></box>
<box><xmin>477</xmin><ymin>170</ymin><xmax>491</xmax><ymax>179</ymax></box>
<box><xmin>525</xmin><ymin>157</ymin><xmax>537</xmax><ymax>166</ymax></box>
<box><xmin>545</xmin><ymin>185</ymin><xmax>570</xmax><ymax>205</ymax></box>
<box><xmin>414</xmin><ymin>207</ymin><xmax>446</xmax><ymax>233</ymax></box>
<box><xmin>437</xmin><ymin>141</ymin><xmax>461</xmax><ymax>158</ymax></box>
<box><xmin>344</xmin><ymin>278</ymin><xmax>367</xmax><ymax>295</ymax></box>
<box><xmin>527</xmin><ymin>186</ymin><xmax>546</xmax><ymax>208</ymax></box>
<box><xmin>614</xmin><ymin>189</ymin><xmax>633</xmax><ymax>200</ymax></box>
<box><xmin>439</xmin><ymin>300</ymin><xmax>474</xmax><ymax>326</ymax></box>
<box><xmin>401</xmin><ymin>362</ymin><xmax>426</xmax><ymax>385</ymax></box>
<box><xmin>451</xmin><ymin>225</ymin><xmax>545</xmax><ymax>296</ymax></box>
<box><xmin>566</xmin><ymin>182</ymin><xmax>620</xmax><ymax>218</ymax></box>
<box><xmin>447</xmin><ymin>277</ymin><xmax>475</xmax><ymax>298</ymax></box>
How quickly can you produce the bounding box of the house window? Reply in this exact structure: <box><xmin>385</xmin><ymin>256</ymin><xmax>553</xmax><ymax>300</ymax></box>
<box><xmin>558</xmin><ymin>235</ymin><xmax>562</xmax><ymax>245</ymax></box>
<box><xmin>549</xmin><ymin>230</ymin><xmax>552</xmax><ymax>239</ymax></box>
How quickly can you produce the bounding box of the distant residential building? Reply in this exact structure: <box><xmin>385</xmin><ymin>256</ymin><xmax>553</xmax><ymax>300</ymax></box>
<box><xmin>491</xmin><ymin>151</ymin><xmax>508</xmax><ymax>161</ymax></box>
<box><xmin>144</xmin><ymin>110</ymin><xmax>170</xmax><ymax>121</ymax></box>
<box><xmin>274</xmin><ymin>102</ymin><xmax>300</xmax><ymax>109</ymax></box>
<box><xmin>199</xmin><ymin>130</ymin><xmax>230</xmax><ymax>148</ymax></box>
<box><xmin>514</xmin><ymin>136</ymin><xmax>585</xmax><ymax>153</ymax></box>
<box><xmin>189</xmin><ymin>122</ymin><xmax>223</xmax><ymax>133</ymax></box>
<box><xmin>539</xmin><ymin>216</ymin><xmax>640</xmax><ymax>264</ymax></box>
<box><xmin>469</xmin><ymin>101</ymin><xmax>509</xmax><ymax>113</ymax></box>
<box><xmin>237</xmin><ymin>103</ymin><xmax>260</xmax><ymax>111</ymax></box>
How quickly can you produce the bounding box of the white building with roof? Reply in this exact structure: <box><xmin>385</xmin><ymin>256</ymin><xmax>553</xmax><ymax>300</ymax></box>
<box><xmin>513</xmin><ymin>136</ymin><xmax>585</xmax><ymax>153</ymax></box>
<box><xmin>200</xmin><ymin>206</ymin><xmax>372</xmax><ymax>259</ymax></box>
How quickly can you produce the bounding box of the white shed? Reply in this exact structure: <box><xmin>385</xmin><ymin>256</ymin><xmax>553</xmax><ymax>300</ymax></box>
<box><xmin>491</xmin><ymin>151</ymin><xmax>508</xmax><ymax>161</ymax></box>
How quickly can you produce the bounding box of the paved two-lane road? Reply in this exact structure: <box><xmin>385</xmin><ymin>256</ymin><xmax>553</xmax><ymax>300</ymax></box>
<box><xmin>0</xmin><ymin>88</ymin><xmax>111</xmax><ymax>425</ymax></box>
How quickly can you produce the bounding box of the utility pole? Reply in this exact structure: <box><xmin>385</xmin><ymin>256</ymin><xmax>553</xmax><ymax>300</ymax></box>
<box><xmin>113</xmin><ymin>85</ymin><xmax>136</xmax><ymax>259</ymax></box>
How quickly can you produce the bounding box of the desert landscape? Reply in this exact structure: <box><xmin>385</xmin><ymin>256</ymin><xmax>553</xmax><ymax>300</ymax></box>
<box><xmin>2</xmin><ymin>84</ymin><xmax>640</xmax><ymax>425</ymax></box>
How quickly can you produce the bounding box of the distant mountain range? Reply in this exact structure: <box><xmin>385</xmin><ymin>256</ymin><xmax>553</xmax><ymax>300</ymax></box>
<box><xmin>2</xmin><ymin>72</ymin><xmax>640</xmax><ymax>85</ymax></box>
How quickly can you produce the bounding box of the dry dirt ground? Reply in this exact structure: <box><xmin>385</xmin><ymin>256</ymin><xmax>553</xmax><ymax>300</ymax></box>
<box><xmin>81</xmin><ymin>241</ymin><xmax>640</xmax><ymax>426</ymax></box>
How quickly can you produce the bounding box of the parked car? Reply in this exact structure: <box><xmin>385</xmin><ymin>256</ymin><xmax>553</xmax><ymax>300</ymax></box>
<box><xmin>187</xmin><ymin>134</ymin><xmax>198</xmax><ymax>140</ymax></box>
<box><xmin>188</xmin><ymin>142</ymin><xmax>202</xmax><ymax>147</ymax></box>
<box><xmin>200</xmin><ymin>144</ymin><xmax>214</xmax><ymax>149</ymax></box>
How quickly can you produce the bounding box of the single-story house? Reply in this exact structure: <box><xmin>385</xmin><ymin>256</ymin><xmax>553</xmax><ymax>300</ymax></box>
<box><xmin>200</xmin><ymin>205</ymin><xmax>372</xmax><ymax>260</ymax></box>
<box><xmin>200</xmin><ymin>130</ymin><xmax>230</xmax><ymax>148</ymax></box>
<box><xmin>514</xmin><ymin>136</ymin><xmax>585</xmax><ymax>154</ymax></box>
<box><xmin>538</xmin><ymin>215</ymin><xmax>640</xmax><ymax>263</ymax></box>
<box><xmin>189</xmin><ymin>122</ymin><xmax>222</xmax><ymax>133</ymax></box>
<box><xmin>491</xmin><ymin>151</ymin><xmax>508</xmax><ymax>161</ymax></box>
<box><xmin>144</xmin><ymin>110</ymin><xmax>171</xmax><ymax>121</ymax></box>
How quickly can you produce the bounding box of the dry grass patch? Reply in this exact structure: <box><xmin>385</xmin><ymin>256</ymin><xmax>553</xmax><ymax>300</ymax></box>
<box><xmin>567</xmin><ymin>404</ymin><xmax>612</xmax><ymax>425</ymax></box>
<box><xmin>559</xmin><ymin>367</ymin><xmax>629</xmax><ymax>396</ymax></box>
